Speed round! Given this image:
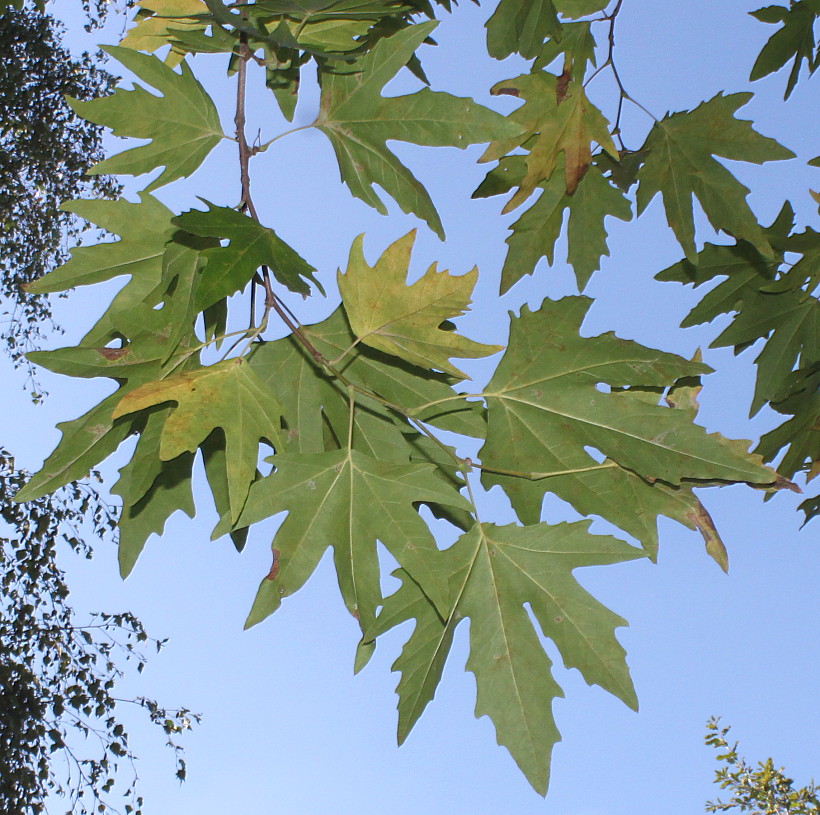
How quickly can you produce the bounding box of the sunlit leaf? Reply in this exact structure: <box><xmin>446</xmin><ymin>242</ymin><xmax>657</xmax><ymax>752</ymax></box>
<box><xmin>368</xmin><ymin>521</ymin><xmax>644</xmax><ymax>795</ymax></box>
<box><xmin>113</xmin><ymin>359</ymin><xmax>285</xmax><ymax>522</ymax></box>
<box><xmin>338</xmin><ymin>231</ymin><xmax>502</xmax><ymax>377</ymax></box>
<box><xmin>69</xmin><ymin>46</ymin><xmax>224</xmax><ymax>190</ymax></box>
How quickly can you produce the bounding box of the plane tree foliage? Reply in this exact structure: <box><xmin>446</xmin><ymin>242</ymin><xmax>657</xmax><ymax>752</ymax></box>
<box><xmin>13</xmin><ymin>0</ymin><xmax>819</xmax><ymax>798</ymax></box>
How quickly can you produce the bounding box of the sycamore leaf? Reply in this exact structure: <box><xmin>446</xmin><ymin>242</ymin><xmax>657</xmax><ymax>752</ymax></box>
<box><xmin>25</xmin><ymin>194</ymin><xmax>175</xmax><ymax>294</ymax></box>
<box><xmin>231</xmin><ymin>448</ymin><xmax>471</xmax><ymax>630</ymax></box>
<box><xmin>635</xmin><ymin>93</ymin><xmax>794</xmax><ymax>262</ymax></box>
<box><xmin>365</xmin><ymin>569</ymin><xmax>456</xmax><ymax>734</ymax></box>
<box><xmin>592</xmin><ymin>380</ymin><xmax>730</xmax><ymax>568</ymax></box>
<box><xmin>314</xmin><ymin>21</ymin><xmax>522</xmax><ymax>239</ymax></box>
<box><xmin>202</xmin><ymin>431</ymin><xmax>251</xmax><ymax>553</ymax></box>
<box><xmin>19</xmin><ymin>306</ymin><xmax>206</xmax><ymax>505</ymax></box>
<box><xmin>368</xmin><ymin>521</ymin><xmax>643</xmax><ymax>795</ymax></box>
<box><xmin>475</xmin><ymin>157</ymin><xmax>631</xmax><ymax>292</ymax></box>
<box><xmin>26</xmin><ymin>343</ymin><xmax>180</xmax><ymax>387</ymax></box>
<box><xmin>26</xmin><ymin>196</ymin><xmax>201</xmax><ymax>349</ymax></box>
<box><xmin>112</xmin><ymin>409</ymin><xmax>170</xmax><ymax>512</ymax></box>
<box><xmin>173</xmin><ymin>203</ymin><xmax>321</xmax><ymax>301</ymax></box>
<box><xmin>750</xmin><ymin>0</ymin><xmax>820</xmax><ymax>99</ymax></box>
<box><xmin>155</xmin><ymin>242</ymin><xmax>207</xmax><ymax>363</ymax></box>
<box><xmin>247</xmin><ymin>333</ymin><xmax>415</xmax><ymax>464</ymax></box>
<box><xmin>555</xmin><ymin>0</ymin><xmax>608</xmax><ymax>18</ymax></box>
<box><xmin>116</xmin><ymin>449</ymin><xmax>196</xmax><ymax>578</ymax></box>
<box><xmin>286</xmin><ymin>15</ymin><xmax>373</xmax><ymax>52</ymax></box>
<box><xmin>113</xmin><ymin>359</ymin><xmax>284</xmax><ymax>522</ymax></box>
<box><xmin>254</xmin><ymin>1</ymin><xmax>417</xmax><ymax>19</ymax></box>
<box><xmin>69</xmin><ymin>46</ymin><xmax>224</xmax><ymax>191</ymax></box>
<box><xmin>120</xmin><ymin>0</ymin><xmax>210</xmax><ymax>65</ymax></box>
<box><xmin>479</xmin><ymin>298</ymin><xmax>782</xmax><ymax>534</ymax></box>
<box><xmin>533</xmin><ymin>21</ymin><xmax>597</xmax><ymax>81</ymax></box>
<box><xmin>656</xmin><ymin>207</ymin><xmax>819</xmax><ymax>413</ymax></box>
<box><xmin>767</xmin><ymin>224</ymin><xmax>820</xmax><ymax>294</ymax></box>
<box><xmin>799</xmin><ymin>494</ymin><xmax>820</xmax><ymax>524</ymax></box>
<box><xmin>302</xmin><ymin>307</ymin><xmax>488</xmax><ymax>438</ymax></box>
<box><xmin>756</xmin><ymin>369</ymin><xmax>820</xmax><ymax>497</ymax></box>
<box><xmin>715</xmin><ymin>291</ymin><xmax>818</xmax><ymax>412</ymax></box>
<box><xmin>248</xmin><ymin>336</ymin><xmax>347</xmax><ymax>455</ymax></box>
<box><xmin>338</xmin><ymin>231</ymin><xmax>502</xmax><ymax>378</ymax></box>
<box><xmin>481</xmin><ymin>71</ymin><xmax>618</xmax><ymax>211</ymax></box>
<box><xmin>14</xmin><ymin>393</ymin><xmax>139</xmax><ymax>502</ymax></box>
<box><xmin>486</xmin><ymin>0</ymin><xmax>560</xmax><ymax>60</ymax></box>
<box><xmin>26</xmin><ymin>246</ymin><xmax>207</xmax><ymax>381</ymax></box>
<box><xmin>657</xmin><ymin>210</ymin><xmax>818</xmax><ymax>498</ymax></box>
<box><xmin>594</xmin><ymin>149</ymin><xmax>648</xmax><ymax>193</ymax></box>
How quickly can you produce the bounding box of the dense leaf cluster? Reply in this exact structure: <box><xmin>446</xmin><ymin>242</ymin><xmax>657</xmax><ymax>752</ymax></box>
<box><xmin>14</xmin><ymin>0</ymin><xmax>818</xmax><ymax>797</ymax></box>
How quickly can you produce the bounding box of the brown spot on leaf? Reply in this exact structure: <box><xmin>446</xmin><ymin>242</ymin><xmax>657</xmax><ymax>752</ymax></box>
<box><xmin>556</xmin><ymin>69</ymin><xmax>571</xmax><ymax>105</ymax></box>
<box><xmin>492</xmin><ymin>86</ymin><xmax>520</xmax><ymax>97</ymax></box>
<box><xmin>265</xmin><ymin>548</ymin><xmax>281</xmax><ymax>581</ymax></box>
<box><xmin>98</xmin><ymin>347</ymin><xmax>129</xmax><ymax>360</ymax></box>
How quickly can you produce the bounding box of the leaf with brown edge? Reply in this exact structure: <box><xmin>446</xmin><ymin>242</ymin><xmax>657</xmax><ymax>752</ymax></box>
<box><xmin>480</xmin><ymin>71</ymin><xmax>618</xmax><ymax>212</ymax></box>
<box><xmin>479</xmin><ymin>298</ymin><xmax>786</xmax><ymax>552</ymax></box>
<box><xmin>475</xmin><ymin>157</ymin><xmax>631</xmax><ymax>292</ymax></box>
<box><xmin>338</xmin><ymin>231</ymin><xmax>502</xmax><ymax>378</ymax></box>
<box><xmin>113</xmin><ymin>359</ymin><xmax>284</xmax><ymax>523</ymax></box>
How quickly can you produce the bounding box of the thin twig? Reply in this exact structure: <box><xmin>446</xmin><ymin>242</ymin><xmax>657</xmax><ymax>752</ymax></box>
<box><xmin>584</xmin><ymin>0</ymin><xmax>656</xmax><ymax>150</ymax></box>
<box><xmin>235</xmin><ymin>34</ymin><xmax>259</xmax><ymax>221</ymax></box>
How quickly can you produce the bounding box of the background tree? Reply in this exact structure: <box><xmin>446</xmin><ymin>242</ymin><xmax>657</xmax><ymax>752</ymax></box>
<box><xmin>706</xmin><ymin>718</ymin><xmax>820</xmax><ymax>814</ymax></box>
<box><xmin>0</xmin><ymin>3</ymin><xmax>115</xmax><ymax>370</ymax></box>
<box><xmin>0</xmin><ymin>3</ymin><xmax>196</xmax><ymax>813</ymax></box>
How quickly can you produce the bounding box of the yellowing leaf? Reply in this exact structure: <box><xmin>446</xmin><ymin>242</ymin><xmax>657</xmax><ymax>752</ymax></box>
<box><xmin>70</xmin><ymin>46</ymin><xmax>224</xmax><ymax>191</ymax></box>
<box><xmin>120</xmin><ymin>0</ymin><xmax>209</xmax><ymax>65</ymax></box>
<box><xmin>475</xmin><ymin>157</ymin><xmax>631</xmax><ymax>292</ymax></box>
<box><xmin>481</xmin><ymin>71</ymin><xmax>618</xmax><ymax>212</ymax></box>
<box><xmin>294</xmin><ymin>307</ymin><xmax>488</xmax><ymax>438</ymax></box>
<box><xmin>338</xmin><ymin>231</ymin><xmax>501</xmax><ymax>378</ymax></box>
<box><xmin>113</xmin><ymin>359</ymin><xmax>284</xmax><ymax>522</ymax></box>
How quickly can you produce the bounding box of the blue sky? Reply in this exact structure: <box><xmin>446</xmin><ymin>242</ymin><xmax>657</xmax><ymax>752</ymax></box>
<box><xmin>3</xmin><ymin>0</ymin><xmax>818</xmax><ymax>812</ymax></box>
